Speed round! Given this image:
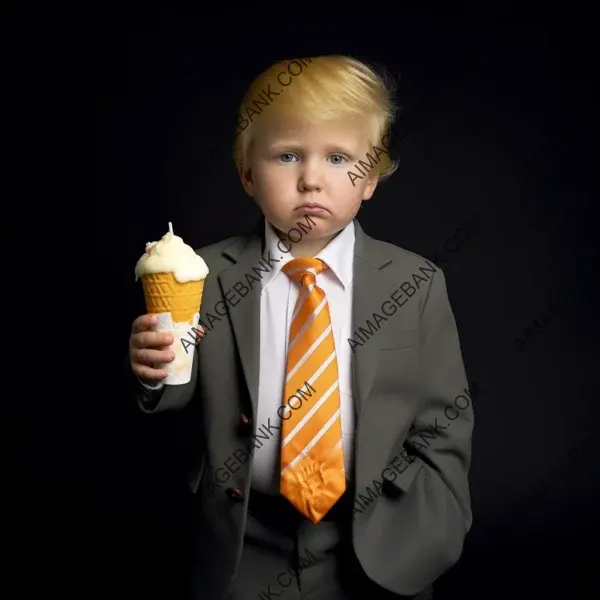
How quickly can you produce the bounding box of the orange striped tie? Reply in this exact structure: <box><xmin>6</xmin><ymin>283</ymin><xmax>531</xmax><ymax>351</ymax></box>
<box><xmin>280</xmin><ymin>257</ymin><xmax>346</xmax><ymax>524</ymax></box>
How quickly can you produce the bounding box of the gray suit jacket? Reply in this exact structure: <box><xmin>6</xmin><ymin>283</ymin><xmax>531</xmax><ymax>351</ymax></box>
<box><xmin>131</xmin><ymin>218</ymin><xmax>473</xmax><ymax>598</ymax></box>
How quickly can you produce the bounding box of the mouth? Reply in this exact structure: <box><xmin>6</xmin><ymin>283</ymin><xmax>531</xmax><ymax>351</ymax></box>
<box><xmin>296</xmin><ymin>203</ymin><xmax>328</xmax><ymax>213</ymax></box>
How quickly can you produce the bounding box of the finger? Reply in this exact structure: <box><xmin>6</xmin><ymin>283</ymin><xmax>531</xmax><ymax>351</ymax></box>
<box><xmin>133</xmin><ymin>348</ymin><xmax>175</xmax><ymax>365</ymax></box>
<box><xmin>155</xmin><ymin>344</ymin><xmax>174</xmax><ymax>352</ymax></box>
<box><xmin>133</xmin><ymin>331</ymin><xmax>174</xmax><ymax>349</ymax></box>
<box><xmin>132</xmin><ymin>313</ymin><xmax>158</xmax><ymax>334</ymax></box>
<box><xmin>132</xmin><ymin>364</ymin><xmax>168</xmax><ymax>381</ymax></box>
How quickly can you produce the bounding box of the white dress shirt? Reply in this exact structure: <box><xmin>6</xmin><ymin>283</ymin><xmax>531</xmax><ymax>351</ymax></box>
<box><xmin>251</xmin><ymin>219</ymin><xmax>355</xmax><ymax>495</ymax></box>
<box><xmin>140</xmin><ymin>218</ymin><xmax>357</xmax><ymax>495</ymax></box>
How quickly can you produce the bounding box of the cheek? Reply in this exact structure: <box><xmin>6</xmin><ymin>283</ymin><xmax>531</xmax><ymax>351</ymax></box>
<box><xmin>254</xmin><ymin>173</ymin><xmax>295</xmax><ymax>212</ymax></box>
<box><xmin>334</xmin><ymin>181</ymin><xmax>367</xmax><ymax>210</ymax></box>
<box><xmin>261</xmin><ymin>169</ymin><xmax>298</xmax><ymax>198</ymax></box>
<box><xmin>334</xmin><ymin>166</ymin><xmax>367</xmax><ymax>193</ymax></box>
<box><xmin>258</xmin><ymin>169</ymin><xmax>295</xmax><ymax>197</ymax></box>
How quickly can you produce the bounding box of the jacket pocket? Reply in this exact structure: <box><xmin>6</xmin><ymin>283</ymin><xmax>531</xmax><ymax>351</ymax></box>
<box><xmin>382</xmin><ymin>454</ymin><xmax>424</xmax><ymax>494</ymax></box>
<box><xmin>380</xmin><ymin>327</ymin><xmax>417</xmax><ymax>351</ymax></box>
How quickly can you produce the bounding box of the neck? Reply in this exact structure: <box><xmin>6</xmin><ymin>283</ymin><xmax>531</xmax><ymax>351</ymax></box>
<box><xmin>288</xmin><ymin>236</ymin><xmax>334</xmax><ymax>258</ymax></box>
<box><xmin>273</xmin><ymin>227</ymin><xmax>342</xmax><ymax>258</ymax></box>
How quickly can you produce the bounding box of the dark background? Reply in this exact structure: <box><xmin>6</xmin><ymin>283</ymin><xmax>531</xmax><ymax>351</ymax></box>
<box><xmin>8</xmin><ymin>6</ymin><xmax>598</xmax><ymax>599</ymax></box>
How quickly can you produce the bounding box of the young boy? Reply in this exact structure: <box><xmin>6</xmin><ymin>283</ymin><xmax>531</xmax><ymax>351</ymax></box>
<box><xmin>128</xmin><ymin>55</ymin><xmax>473</xmax><ymax>600</ymax></box>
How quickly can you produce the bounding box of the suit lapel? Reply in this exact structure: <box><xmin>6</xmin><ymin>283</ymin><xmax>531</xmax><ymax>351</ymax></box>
<box><xmin>218</xmin><ymin>220</ymin><xmax>264</xmax><ymax>418</ymax></box>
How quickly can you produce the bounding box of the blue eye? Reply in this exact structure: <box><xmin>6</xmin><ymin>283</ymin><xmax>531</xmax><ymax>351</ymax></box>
<box><xmin>329</xmin><ymin>154</ymin><xmax>347</xmax><ymax>165</ymax></box>
<box><xmin>279</xmin><ymin>153</ymin><xmax>298</xmax><ymax>163</ymax></box>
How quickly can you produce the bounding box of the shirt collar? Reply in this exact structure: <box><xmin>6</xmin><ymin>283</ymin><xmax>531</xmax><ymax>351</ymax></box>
<box><xmin>261</xmin><ymin>217</ymin><xmax>355</xmax><ymax>292</ymax></box>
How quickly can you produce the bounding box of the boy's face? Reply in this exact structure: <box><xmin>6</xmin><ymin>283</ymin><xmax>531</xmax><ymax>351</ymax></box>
<box><xmin>239</xmin><ymin>115</ymin><xmax>379</xmax><ymax>244</ymax></box>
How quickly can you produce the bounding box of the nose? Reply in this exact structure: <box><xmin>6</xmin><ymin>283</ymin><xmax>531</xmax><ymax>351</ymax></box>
<box><xmin>298</xmin><ymin>158</ymin><xmax>323</xmax><ymax>192</ymax></box>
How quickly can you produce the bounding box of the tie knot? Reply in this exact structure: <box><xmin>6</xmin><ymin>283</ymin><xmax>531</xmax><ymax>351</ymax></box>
<box><xmin>282</xmin><ymin>257</ymin><xmax>327</xmax><ymax>288</ymax></box>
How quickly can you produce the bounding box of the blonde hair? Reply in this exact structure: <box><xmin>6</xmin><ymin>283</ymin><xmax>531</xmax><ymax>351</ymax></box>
<box><xmin>233</xmin><ymin>55</ymin><xmax>400</xmax><ymax>182</ymax></box>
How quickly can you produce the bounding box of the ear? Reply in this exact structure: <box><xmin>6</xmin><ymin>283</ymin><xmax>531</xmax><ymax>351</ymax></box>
<box><xmin>238</xmin><ymin>162</ymin><xmax>255</xmax><ymax>197</ymax></box>
<box><xmin>361</xmin><ymin>174</ymin><xmax>379</xmax><ymax>201</ymax></box>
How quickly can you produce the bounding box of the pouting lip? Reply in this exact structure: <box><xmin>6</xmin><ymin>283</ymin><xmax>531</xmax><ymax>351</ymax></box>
<box><xmin>296</xmin><ymin>202</ymin><xmax>328</xmax><ymax>211</ymax></box>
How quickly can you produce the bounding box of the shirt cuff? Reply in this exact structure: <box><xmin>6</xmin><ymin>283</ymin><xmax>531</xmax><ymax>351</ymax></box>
<box><xmin>137</xmin><ymin>377</ymin><xmax>165</xmax><ymax>392</ymax></box>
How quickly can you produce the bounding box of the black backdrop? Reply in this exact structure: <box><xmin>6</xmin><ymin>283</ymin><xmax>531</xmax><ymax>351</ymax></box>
<box><xmin>9</xmin><ymin>6</ymin><xmax>599</xmax><ymax>599</ymax></box>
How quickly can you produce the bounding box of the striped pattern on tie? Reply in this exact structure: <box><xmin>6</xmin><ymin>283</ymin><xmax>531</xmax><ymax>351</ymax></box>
<box><xmin>280</xmin><ymin>257</ymin><xmax>346</xmax><ymax>524</ymax></box>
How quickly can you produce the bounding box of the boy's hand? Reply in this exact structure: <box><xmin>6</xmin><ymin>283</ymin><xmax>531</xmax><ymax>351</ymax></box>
<box><xmin>129</xmin><ymin>314</ymin><xmax>174</xmax><ymax>381</ymax></box>
<box><xmin>130</xmin><ymin>314</ymin><xmax>206</xmax><ymax>382</ymax></box>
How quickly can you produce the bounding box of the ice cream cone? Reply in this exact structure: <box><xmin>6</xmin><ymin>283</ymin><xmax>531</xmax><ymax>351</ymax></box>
<box><xmin>141</xmin><ymin>272</ymin><xmax>205</xmax><ymax>325</ymax></box>
<box><xmin>135</xmin><ymin>223</ymin><xmax>210</xmax><ymax>385</ymax></box>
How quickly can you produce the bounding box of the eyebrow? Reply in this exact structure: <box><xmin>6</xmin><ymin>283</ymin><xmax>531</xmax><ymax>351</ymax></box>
<box><xmin>267</xmin><ymin>142</ymin><xmax>358</xmax><ymax>155</ymax></box>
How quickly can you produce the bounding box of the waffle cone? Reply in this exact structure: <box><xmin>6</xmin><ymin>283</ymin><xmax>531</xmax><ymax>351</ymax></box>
<box><xmin>141</xmin><ymin>272</ymin><xmax>205</xmax><ymax>325</ymax></box>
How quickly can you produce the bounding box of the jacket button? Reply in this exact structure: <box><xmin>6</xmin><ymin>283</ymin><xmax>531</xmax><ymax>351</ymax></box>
<box><xmin>226</xmin><ymin>487</ymin><xmax>244</xmax><ymax>502</ymax></box>
<box><xmin>238</xmin><ymin>413</ymin><xmax>252</xmax><ymax>434</ymax></box>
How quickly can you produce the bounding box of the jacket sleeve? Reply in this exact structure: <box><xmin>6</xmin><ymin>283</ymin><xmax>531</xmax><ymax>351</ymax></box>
<box><xmin>377</xmin><ymin>266</ymin><xmax>474</xmax><ymax>593</ymax></box>
<box><xmin>125</xmin><ymin>350</ymin><xmax>199</xmax><ymax>414</ymax></box>
<box><xmin>409</xmin><ymin>265</ymin><xmax>474</xmax><ymax>531</ymax></box>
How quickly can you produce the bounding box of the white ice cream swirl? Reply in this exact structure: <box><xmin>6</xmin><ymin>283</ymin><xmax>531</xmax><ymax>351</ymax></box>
<box><xmin>134</xmin><ymin>231</ymin><xmax>209</xmax><ymax>282</ymax></box>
